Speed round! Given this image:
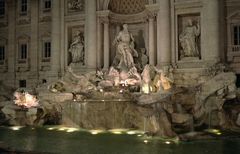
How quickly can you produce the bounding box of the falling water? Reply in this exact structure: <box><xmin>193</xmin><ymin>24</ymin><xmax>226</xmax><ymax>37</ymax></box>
<box><xmin>62</xmin><ymin>100</ymin><xmax>151</xmax><ymax>131</ymax></box>
<box><xmin>176</xmin><ymin>103</ymin><xmax>184</xmax><ymax>113</ymax></box>
<box><xmin>208</xmin><ymin>110</ymin><xmax>212</xmax><ymax>129</ymax></box>
<box><xmin>143</xmin><ymin>117</ymin><xmax>146</xmax><ymax>132</ymax></box>
<box><xmin>62</xmin><ymin>101</ymin><xmax>88</xmax><ymax>127</ymax></box>
<box><xmin>189</xmin><ymin>116</ymin><xmax>194</xmax><ymax>132</ymax></box>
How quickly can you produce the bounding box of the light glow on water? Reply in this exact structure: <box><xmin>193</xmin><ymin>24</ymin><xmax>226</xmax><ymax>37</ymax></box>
<box><xmin>1</xmin><ymin>126</ymin><xmax>240</xmax><ymax>154</ymax></box>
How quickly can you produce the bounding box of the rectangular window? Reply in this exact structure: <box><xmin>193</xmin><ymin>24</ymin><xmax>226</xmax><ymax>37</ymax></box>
<box><xmin>21</xmin><ymin>0</ymin><xmax>28</xmax><ymax>13</ymax></box>
<box><xmin>44</xmin><ymin>41</ymin><xmax>51</xmax><ymax>58</ymax></box>
<box><xmin>0</xmin><ymin>0</ymin><xmax>5</xmax><ymax>16</ymax></box>
<box><xmin>233</xmin><ymin>25</ymin><xmax>240</xmax><ymax>45</ymax></box>
<box><xmin>0</xmin><ymin>46</ymin><xmax>4</xmax><ymax>61</ymax></box>
<box><xmin>44</xmin><ymin>0</ymin><xmax>51</xmax><ymax>9</ymax></box>
<box><xmin>19</xmin><ymin>80</ymin><xmax>26</xmax><ymax>88</ymax></box>
<box><xmin>20</xmin><ymin>44</ymin><xmax>27</xmax><ymax>59</ymax></box>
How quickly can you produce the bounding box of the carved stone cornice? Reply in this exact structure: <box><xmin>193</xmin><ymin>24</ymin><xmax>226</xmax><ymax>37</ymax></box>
<box><xmin>109</xmin><ymin>11</ymin><xmax>148</xmax><ymax>24</ymax></box>
<box><xmin>97</xmin><ymin>3</ymin><xmax>159</xmax><ymax>24</ymax></box>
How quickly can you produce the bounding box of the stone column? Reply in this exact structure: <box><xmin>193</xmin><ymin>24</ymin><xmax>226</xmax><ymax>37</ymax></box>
<box><xmin>30</xmin><ymin>0</ymin><xmax>39</xmax><ymax>84</ymax></box>
<box><xmin>148</xmin><ymin>18</ymin><xmax>155</xmax><ymax>65</ymax></box>
<box><xmin>60</xmin><ymin>0</ymin><xmax>65</xmax><ymax>77</ymax></box>
<box><xmin>116</xmin><ymin>24</ymin><xmax>121</xmax><ymax>34</ymax></box>
<box><xmin>157</xmin><ymin>0</ymin><xmax>171</xmax><ymax>67</ymax></box>
<box><xmin>7</xmin><ymin>0</ymin><xmax>16</xmax><ymax>87</ymax></box>
<box><xmin>51</xmin><ymin>0</ymin><xmax>61</xmax><ymax>77</ymax></box>
<box><xmin>86</xmin><ymin>0</ymin><xmax>97</xmax><ymax>70</ymax></box>
<box><xmin>97</xmin><ymin>19</ymin><xmax>103</xmax><ymax>68</ymax></box>
<box><xmin>103</xmin><ymin>20</ymin><xmax>110</xmax><ymax>69</ymax></box>
<box><xmin>145</xmin><ymin>22</ymin><xmax>149</xmax><ymax>56</ymax></box>
<box><xmin>202</xmin><ymin>0</ymin><xmax>220</xmax><ymax>63</ymax></box>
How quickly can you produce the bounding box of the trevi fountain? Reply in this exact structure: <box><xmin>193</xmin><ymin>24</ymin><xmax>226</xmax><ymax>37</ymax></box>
<box><xmin>1</xmin><ymin>22</ymin><xmax>240</xmax><ymax>153</ymax></box>
<box><xmin>0</xmin><ymin>0</ymin><xmax>240</xmax><ymax>153</ymax></box>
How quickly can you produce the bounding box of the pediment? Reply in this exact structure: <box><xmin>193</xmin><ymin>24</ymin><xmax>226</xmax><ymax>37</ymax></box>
<box><xmin>17</xmin><ymin>34</ymin><xmax>30</xmax><ymax>40</ymax></box>
<box><xmin>0</xmin><ymin>36</ymin><xmax>7</xmax><ymax>44</ymax></box>
<box><xmin>227</xmin><ymin>11</ymin><xmax>240</xmax><ymax>19</ymax></box>
<box><xmin>41</xmin><ymin>31</ymin><xmax>51</xmax><ymax>38</ymax></box>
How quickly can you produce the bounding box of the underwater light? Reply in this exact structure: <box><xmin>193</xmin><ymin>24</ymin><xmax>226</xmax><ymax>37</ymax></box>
<box><xmin>113</xmin><ymin>131</ymin><xmax>122</xmax><ymax>134</ymax></box>
<box><xmin>99</xmin><ymin>89</ymin><xmax>104</xmax><ymax>92</ymax></box>
<box><xmin>119</xmin><ymin>89</ymin><xmax>123</xmax><ymax>93</ymax></box>
<box><xmin>206</xmin><ymin>129</ymin><xmax>222</xmax><ymax>135</ymax></box>
<box><xmin>211</xmin><ymin>129</ymin><xmax>220</xmax><ymax>133</ymax></box>
<box><xmin>91</xmin><ymin>131</ymin><xmax>98</xmax><ymax>135</ymax></box>
<box><xmin>165</xmin><ymin>141</ymin><xmax>171</xmax><ymax>144</ymax></box>
<box><xmin>10</xmin><ymin>126</ymin><xmax>23</xmax><ymax>131</ymax></box>
<box><xmin>90</xmin><ymin>130</ymin><xmax>104</xmax><ymax>135</ymax></box>
<box><xmin>109</xmin><ymin>129</ymin><xmax>128</xmax><ymax>134</ymax></box>
<box><xmin>137</xmin><ymin>134</ymin><xmax>142</xmax><ymax>137</ymax></box>
<box><xmin>127</xmin><ymin>131</ymin><xmax>136</xmax><ymax>135</ymax></box>
<box><xmin>47</xmin><ymin>127</ymin><xmax>54</xmax><ymax>130</ymax></box>
<box><xmin>144</xmin><ymin>140</ymin><xmax>149</xmax><ymax>144</ymax></box>
<box><xmin>58</xmin><ymin>127</ymin><xmax>67</xmax><ymax>131</ymax></box>
<box><xmin>66</xmin><ymin>128</ymin><xmax>79</xmax><ymax>133</ymax></box>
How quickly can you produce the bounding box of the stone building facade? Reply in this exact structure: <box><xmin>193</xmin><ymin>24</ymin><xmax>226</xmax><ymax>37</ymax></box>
<box><xmin>0</xmin><ymin>0</ymin><xmax>239</xmax><ymax>88</ymax></box>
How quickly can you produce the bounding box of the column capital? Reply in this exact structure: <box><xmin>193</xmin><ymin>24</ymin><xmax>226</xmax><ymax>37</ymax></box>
<box><xmin>97</xmin><ymin>10</ymin><xmax>110</xmax><ymax>24</ymax></box>
<box><xmin>145</xmin><ymin>4</ymin><xmax>159</xmax><ymax>20</ymax></box>
<box><xmin>100</xmin><ymin>16</ymin><xmax>110</xmax><ymax>24</ymax></box>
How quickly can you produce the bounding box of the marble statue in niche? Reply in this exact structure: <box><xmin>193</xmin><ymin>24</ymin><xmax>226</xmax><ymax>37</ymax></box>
<box><xmin>68</xmin><ymin>0</ymin><xmax>84</xmax><ymax>11</ymax></box>
<box><xmin>68</xmin><ymin>30</ymin><xmax>84</xmax><ymax>65</ymax></box>
<box><xmin>112</xmin><ymin>24</ymin><xmax>138</xmax><ymax>71</ymax></box>
<box><xmin>179</xmin><ymin>18</ymin><xmax>200</xmax><ymax>59</ymax></box>
<box><xmin>139</xmin><ymin>48</ymin><xmax>148</xmax><ymax>69</ymax></box>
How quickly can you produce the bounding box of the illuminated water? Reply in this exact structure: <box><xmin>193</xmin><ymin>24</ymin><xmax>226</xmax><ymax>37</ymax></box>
<box><xmin>0</xmin><ymin>126</ymin><xmax>240</xmax><ymax>154</ymax></box>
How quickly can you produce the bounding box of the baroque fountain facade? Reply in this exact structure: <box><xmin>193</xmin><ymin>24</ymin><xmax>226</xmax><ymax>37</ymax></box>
<box><xmin>0</xmin><ymin>0</ymin><xmax>240</xmax><ymax>139</ymax></box>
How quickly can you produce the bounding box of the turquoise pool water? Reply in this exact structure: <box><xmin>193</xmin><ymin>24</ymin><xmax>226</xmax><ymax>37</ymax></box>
<box><xmin>0</xmin><ymin>126</ymin><xmax>240</xmax><ymax>154</ymax></box>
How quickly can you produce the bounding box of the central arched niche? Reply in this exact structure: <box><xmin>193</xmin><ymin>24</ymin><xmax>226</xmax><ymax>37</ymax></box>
<box><xmin>108</xmin><ymin>0</ymin><xmax>147</xmax><ymax>14</ymax></box>
<box><xmin>104</xmin><ymin>0</ymin><xmax>157</xmax><ymax>67</ymax></box>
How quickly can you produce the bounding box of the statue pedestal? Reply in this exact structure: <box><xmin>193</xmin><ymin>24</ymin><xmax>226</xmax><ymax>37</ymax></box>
<box><xmin>69</xmin><ymin>63</ymin><xmax>87</xmax><ymax>74</ymax></box>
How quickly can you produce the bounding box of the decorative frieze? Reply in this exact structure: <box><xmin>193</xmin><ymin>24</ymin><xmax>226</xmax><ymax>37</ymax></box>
<box><xmin>67</xmin><ymin>0</ymin><xmax>84</xmax><ymax>13</ymax></box>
